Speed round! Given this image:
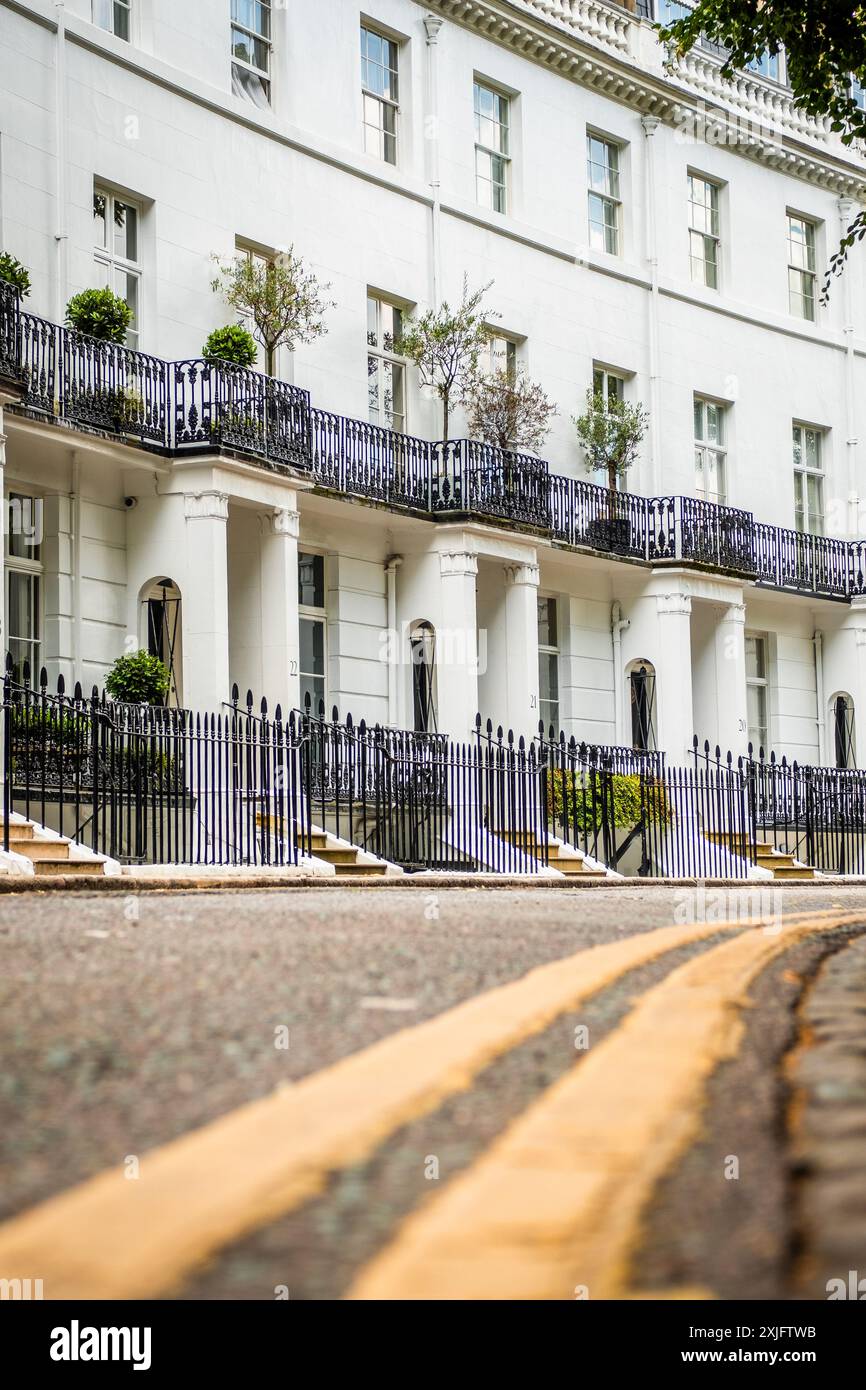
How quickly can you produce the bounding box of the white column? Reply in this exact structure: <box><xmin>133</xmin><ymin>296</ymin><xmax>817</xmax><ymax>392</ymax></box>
<box><xmin>438</xmin><ymin>549</ymin><xmax>478</xmax><ymax>739</ymax></box>
<box><xmin>182</xmin><ymin>491</ymin><xmax>229</xmax><ymax>712</ymax></box>
<box><xmin>714</xmin><ymin>601</ymin><xmax>748</xmax><ymax>757</ymax></box>
<box><xmin>655</xmin><ymin>590</ymin><xmax>693</xmax><ymax>761</ymax></box>
<box><xmin>259</xmin><ymin>505</ymin><xmax>300</xmax><ymax>715</ymax></box>
<box><xmin>386</xmin><ymin>555</ymin><xmax>402</xmax><ymax>726</ymax></box>
<box><xmin>503</xmin><ymin>561</ymin><xmax>540</xmax><ymax>738</ymax></box>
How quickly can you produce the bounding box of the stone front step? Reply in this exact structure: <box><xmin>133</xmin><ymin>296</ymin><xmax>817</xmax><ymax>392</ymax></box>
<box><xmin>494</xmin><ymin>830</ymin><xmax>608</xmax><ymax>876</ymax></box>
<box><xmin>2</xmin><ymin>820</ymin><xmax>108</xmax><ymax>876</ymax></box>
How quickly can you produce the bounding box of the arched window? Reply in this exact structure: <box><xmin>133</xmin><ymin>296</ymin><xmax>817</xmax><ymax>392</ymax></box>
<box><xmin>140</xmin><ymin>578</ymin><xmax>182</xmax><ymax>708</ymax></box>
<box><xmin>409</xmin><ymin>621</ymin><xmax>437</xmax><ymax>733</ymax></box>
<box><xmin>831</xmin><ymin>692</ymin><xmax>856</xmax><ymax>769</ymax></box>
<box><xmin>627</xmin><ymin>659</ymin><xmax>656</xmax><ymax>752</ymax></box>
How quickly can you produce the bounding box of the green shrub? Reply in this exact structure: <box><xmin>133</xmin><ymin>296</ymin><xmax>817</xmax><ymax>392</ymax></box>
<box><xmin>0</xmin><ymin>252</ymin><xmax>31</xmax><ymax>297</ymax></box>
<box><xmin>104</xmin><ymin>650</ymin><xmax>170</xmax><ymax>704</ymax></box>
<box><xmin>546</xmin><ymin>769</ymin><xmax>668</xmax><ymax>832</ymax></box>
<box><xmin>202</xmin><ymin>324</ymin><xmax>258</xmax><ymax>368</ymax></box>
<box><xmin>65</xmin><ymin>287</ymin><xmax>132</xmax><ymax>343</ymax></box>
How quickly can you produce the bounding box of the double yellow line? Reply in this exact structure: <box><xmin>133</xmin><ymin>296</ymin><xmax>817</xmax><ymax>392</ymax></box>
<box><xmin>0</xmin><ymin>909</ymin><xmax>857</xmax><ymax>1299</ymax></box>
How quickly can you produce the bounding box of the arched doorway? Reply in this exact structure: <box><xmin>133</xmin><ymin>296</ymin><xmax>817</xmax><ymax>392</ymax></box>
<box><xmin>409</xmin><ymin>621</ymin><xmax>437</xmax><ymax>733</ymax></box>
<box><xmin>140</xmin><ymin>578</ymin><xmax>183</xmax><ymax>708</ymax></box>
<box><xmin>831</xmin><ymin>692</ymin><xmax>856</xmax><ymax>769</ymax></box>
<box><xmin>627</xmin><ymin>659</ymin><xmax>656</xmax><ymax>752</ymax></box>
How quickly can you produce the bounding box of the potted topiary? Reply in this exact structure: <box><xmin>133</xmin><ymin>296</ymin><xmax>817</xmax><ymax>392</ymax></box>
<box><xmin>104</xmin><ymin>650</ymin><xmax>170</xmax><ymax>706</ymax></box>
<box><xmin>574</xmin><ymin>389</ymin><xmax>648</xmax><ymax>552</ymax></box>
<box><xmin>64</xmin><ymin>288</ymin><xmax>135</xmax><ymax>431</ymax></box>
<box><xmin>202</xmin><ymin>324</ymin><xmax>258</xmax><ymax>367</ymax></box>
<box><xmin>65</xmin><ymin>287</ymin><xmax>132</xmax><ymax>343</ymax></box>
<box><xmin>0</xmin><ymin>252</ymin><xmax>32</xmax><ymax>298</ymax></box>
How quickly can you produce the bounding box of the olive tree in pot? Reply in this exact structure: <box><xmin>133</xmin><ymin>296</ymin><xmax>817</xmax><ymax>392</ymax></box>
<box><xmin>210</xmin><ymin>246</ymin><xmax>333</xmax><ymax>375</ymax></box>
<box><xmin>463</xmin><ymin>365</ymin><xmax>558</xmax><ymax>520</ymax></box>
<box><xmin>400</xmin><ymin>277</ymin><xmax>495</xmax><ymax>442</ymax></box>
<box><xmin>573</xmin><ymin>389</ymin><xmax>648</xmax><ymax>551</ymax></box>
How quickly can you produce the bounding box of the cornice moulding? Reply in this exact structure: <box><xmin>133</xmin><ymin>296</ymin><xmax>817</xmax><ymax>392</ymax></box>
<box><xmin>422</xmin><ymin>0</ymin><xmax>866</xmax><ymax>198</ymax></box>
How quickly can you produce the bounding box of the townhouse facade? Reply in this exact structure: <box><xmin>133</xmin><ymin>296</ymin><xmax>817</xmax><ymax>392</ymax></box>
<box><xmin>1</xmin><ymin>0</ymin><xmax>866</xmax><ymax>769</ymax></box>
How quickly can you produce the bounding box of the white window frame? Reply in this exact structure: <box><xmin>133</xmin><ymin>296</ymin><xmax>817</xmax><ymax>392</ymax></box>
<box><xmin>298</xmin><ymin>551</ymin><xmax>328</xmax><ymax>718</ymax></box>
<box><xmin>587</xmin><ymin>133</ymin><xmax>622</xmax><ymax>256</ymax></box>
<box><xmin>745</xmin><ymin>633</ymin><xmax>769</xmax><ymax>754</ymax></box>
<box><xmin>92</xmin><ymin>0</ymin><xmax>131</xmax><ymax>41</ymax></box>
<box><xmin>688</xmin><ymin>173</ymin><xmax>721</xmax><ymax>289</ymax></box>
<box><xmin>694</xmin><ymin>396</ymin><xmax>727</xmax><ymax>505</ymax></box>
<box><xmin>592</xmin><ymin>364</ymin><xmax>625</xmax><ymax>406</ymax></box>
<box><xmin>93</xmin><ymin>186</ymin><xmax>141</xmax><ymax>349</ymax></box>
<box><xmin>793</xmin><ymin>422</ymin><xmax>825</xmax><ymax>535</ymax></box>
<box><xmin>361</xmin><ymin>24</ymin><xmax>399</xmax><ymax>165</ymax></box>
<box><xmin>231</xmin><ymin>0</ymin><xmax>272</xmax><ymax>108</ymax></box>
<box><xmin>537</xmin><ymin>595</ymin><xmax>560</xmax><ymax>734</ymax></box>
<box><xmin>367</xmin><ymin>294</ymin><xmax>407</xmax><ymax>433</ymax></box>
<box><xmin>787</xmin><ymin>212</ymin><xmax>817</xmax><ymax>321</ymax></box>
<box><xmin>747</xmin><ymin>49</ymin><xmax>785</xmax><ymax>84</ymax></box>
<box><xmin>5</xmin><ymin>490</ymin><xmax>43</xmax><ymax>683</ymax></box>
<box><xmin>480</xmin><ymin>332</ymin><xmax>517</xmax><ymax>380</ymax></box>
<box><xmin>474</xmin><ymin>80</ymin><xmax>510</xmax><ymax>214</ymax></box>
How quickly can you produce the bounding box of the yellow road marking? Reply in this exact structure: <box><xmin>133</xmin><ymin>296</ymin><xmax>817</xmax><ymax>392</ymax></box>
<box><xmin>0</xmin><ymin>909</ymin><xmax>854</xmax><ymax>1299</ymax></box>
<box><xmin>348</xmin><ymin>912</ymin><xmax>860</xmax><ymax>1301</ymax></box>
<box><xmin>0</xmin><ymin>911</ymin><xmax>777</xmax><ymax>1301</ymax></box>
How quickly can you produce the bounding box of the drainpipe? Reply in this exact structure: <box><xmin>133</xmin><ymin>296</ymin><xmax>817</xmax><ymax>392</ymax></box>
<box><xmin>386</xmin><ymin>555</ymin><xmax>403</xmax><ymax>726</ymax></box>
<box><xmin>838</xmin><ymin>197</ymin><xmax>859</xmax><ymax>535</ymax></box>
<box><xmin>423</xmin><ymin>15</ymin><xmax>444</xmax><ymax>306</ymax></box>
<box><xmin>612</xmin><ymin>600</ymin><xmax>630</xmax><ymax>745</ymax></box>
<box><xmin>54</xmin><ymin>3</ymin><xmax>69</xmax><ymax>323</ymax></box>
<box><xmin>813</xmin><ymin>629</ymin><xmax>826</xmax><ymax>765</ymax></box>
<box><xmin>641</xmin><ymin>117</ymin><xmax>661</xmax><ymax>496</ymax></box>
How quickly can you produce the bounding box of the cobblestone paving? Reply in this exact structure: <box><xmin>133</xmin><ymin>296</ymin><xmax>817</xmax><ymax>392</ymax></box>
<box><xmin>790</xmin><ymin>932</ymin><xmax>866</xmax><ymax>1299</ymax></box>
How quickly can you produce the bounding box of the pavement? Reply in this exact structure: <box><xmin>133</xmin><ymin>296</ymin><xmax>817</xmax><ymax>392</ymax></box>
<box><xmin>0</xmin><ymin>884</ymin><xmax>865</xmax><ymax>1299</ymax></box>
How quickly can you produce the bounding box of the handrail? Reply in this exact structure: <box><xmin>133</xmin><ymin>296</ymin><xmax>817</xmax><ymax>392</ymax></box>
<box><xmin>0</xmin><ymin>284</ymin><xmax>862</xmax><ymax>601</ymax></box>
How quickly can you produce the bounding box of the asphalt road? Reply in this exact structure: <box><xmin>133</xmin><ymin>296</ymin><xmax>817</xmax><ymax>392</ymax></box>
<box><xmin>1</xmin><ymin>883</ymin><xmax>865</xmax><ymax>1299</ymax></box>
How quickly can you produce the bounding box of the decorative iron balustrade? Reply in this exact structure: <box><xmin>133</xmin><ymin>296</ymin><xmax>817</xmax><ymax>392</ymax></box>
<box><xmin>3</xmin><ymin>662</ymin><xmax>305</xmax><ymax>867</ymax></box>
<box><xmin>1</xmin><ymin>286</ymin><xmax>864</xmax><ymax>601</ymax></box>
<box><xmin>694</xmin><ymin>737</ymin><xmax>866</xmax><ymax>876</ymax></box>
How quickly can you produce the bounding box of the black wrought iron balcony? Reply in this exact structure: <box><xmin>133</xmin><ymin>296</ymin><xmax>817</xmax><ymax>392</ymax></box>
<box><xmin>3</xmin><ymin>289</ymin><xmax>312</xmax><ymax>469</ymax></box>
<box><xmin>1</xmin><ymin>284</ymin><xmax>864</xmax><ymax>603</ymax></box>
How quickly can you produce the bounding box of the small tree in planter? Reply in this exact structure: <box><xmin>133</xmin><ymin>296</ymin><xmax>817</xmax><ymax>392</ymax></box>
<box><xmin>65</xmin><ymin>287</ymin><xmax>132</xmax><ymax>343</ymax></box>
<box><xmin>464</xmin><ymin>366</ymin><xmax>557</xmax><ymax>454</ymax></box>
<box><xmin>574</xmin><ymin>389</ymin><xmax>648</xmax><ymax>548</ymax></box>
<box><xmin>210</xmin><ymin>246</ymin><xmax>333</xmax><ymax>374</ymax></box>
<box><xmin>400</xmin><ymin>277</ymin><xmax>495</xmax><ymax>440</ymax></box>
<box><xmin>104</xmin><ymin>650</ymin><xmax>170</xmax><ymax>705</ymax></box>
<box><xmin>0</xmin><ymin>252</ymin><xmax>31</xmax><ymax>298</ymax></box>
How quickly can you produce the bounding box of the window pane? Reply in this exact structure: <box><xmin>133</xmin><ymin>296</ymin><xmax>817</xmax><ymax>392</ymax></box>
<box><xmin>745</xmin><ymin>634</ymin><xmax>765</xmax><ymax>681</ymax></box>
<box><xmin>7</xmin><ymin>493</ymin><xmax>42</xmax><ymax>561</ymax></box>
<box><xmin>537</xmin><ymin>596</ymin><xmax>557</xmax><ymax>649</ymax></box>
<box><xmin>298</xmin><ymin>552</ymin><xmax>324</xmax><ymax>608</ymax></box>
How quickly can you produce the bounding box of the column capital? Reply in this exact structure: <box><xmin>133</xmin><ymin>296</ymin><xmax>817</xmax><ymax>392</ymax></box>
<box><xmin>184</xmin><ymin>490</ymin><xmax>229</xmax><ymax>522</ymax></box>
<box><xmin>641</xmin><ymin>115</ymin><xmax>662</xmax><ymax>137</ymax></box>
<box><xmin>264</xmin><ymin>506</ymin><xmax>300</xmax><ymax>538</ymax></box>
<box><xmin>656</xmin><ymin>591</ymin><xmax>691</xmax><ymax>617</ymax></box>
<box><xmin>423</xmin><ymin>14</ymin><xmax>444</xmax><ymax>41</ymax></box>
<box><xmin>721</xmin><ymin>601</ymin><xmax>746</xmax><ymax>626</ymax></box>
<box><xmin>504</xmin><ymin>561</ymin><xmax>540</xmax><ymax>588</ymax></box>
<box><xmin>440</xmin><ymin>550</ymin><xmax>478</xmax><ymax>579</ymax></box>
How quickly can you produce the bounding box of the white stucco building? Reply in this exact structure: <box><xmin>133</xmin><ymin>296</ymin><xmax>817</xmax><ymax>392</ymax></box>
<box><xmin>2</xmin><ymin>0</ymin><xmax>866</xmax><ymax>768</ymax></box>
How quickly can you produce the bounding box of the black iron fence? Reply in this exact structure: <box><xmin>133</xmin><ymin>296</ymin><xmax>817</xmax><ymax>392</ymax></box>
<box><xmin>2</xmin><ymin>665</ymin><xmax>305</xmax><ymax>867</ymax></box>
<box><xmin>739</xmin><ymin>742</ymin><xmax>866</xmax><ymax>875</ymax></box>
<box><xmin>2</xmin><ymin>285</ymin><xmax>865</xmax><ymax>599</ymax></box>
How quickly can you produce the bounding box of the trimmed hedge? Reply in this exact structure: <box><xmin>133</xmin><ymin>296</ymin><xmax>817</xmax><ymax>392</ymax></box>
<box><xmin>546</xmin><ymin>769</ymin><xmax>668</xmax><ymax>832</ymax></box>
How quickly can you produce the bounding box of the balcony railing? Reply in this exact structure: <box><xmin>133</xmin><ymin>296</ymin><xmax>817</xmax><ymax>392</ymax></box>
<box><xmin>1</xmin><ymin>286</ymin><xmax>863</xmax><ymax>602</ymax></box>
